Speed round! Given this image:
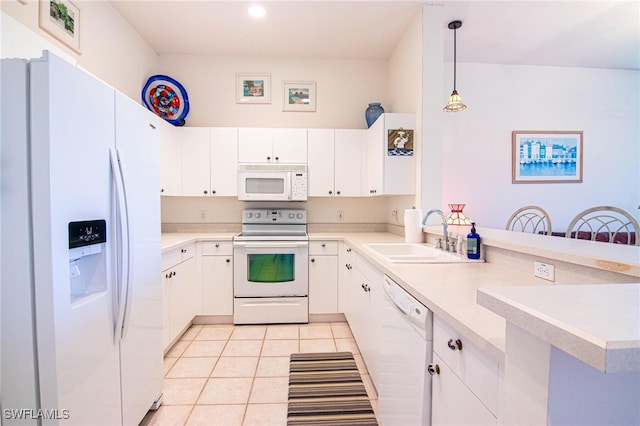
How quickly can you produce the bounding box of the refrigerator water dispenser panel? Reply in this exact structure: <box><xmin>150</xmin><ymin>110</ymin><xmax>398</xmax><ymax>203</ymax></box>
<box><xmin>69</xmin><ymin>219</ymin><xmax>106</xmax><ymax>248</ymax></box>
<box><xmin>68</xmin><ymin>220</ymin><xmax>108</xmax><ymax>302</ymax></box>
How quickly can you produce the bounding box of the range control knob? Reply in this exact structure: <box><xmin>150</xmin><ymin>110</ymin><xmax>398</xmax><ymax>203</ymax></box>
<box><xmin>296</xmin><ymin>213</ymin><xmax>303</xmax><ymax>219</ymax></box>
<box><xmin>288</xmin><ymin>213</ymin><xmax>295</xmax><ymax>219</ymax></box>
<box><xmin>246</xmin><ymin>212</ymin><xmax>253</xmax><ymax>219</ymax></box>
<box><xmin>255</xmin><ymin>212</ymin><xmax>262</xmax><ymax>219</ymax></box>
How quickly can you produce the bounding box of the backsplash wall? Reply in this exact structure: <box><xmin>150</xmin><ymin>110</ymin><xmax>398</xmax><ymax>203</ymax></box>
<box><xmin>161</xmin><ymin>195</ymin><xmax>416</xmax><ymax>228</ymax></box>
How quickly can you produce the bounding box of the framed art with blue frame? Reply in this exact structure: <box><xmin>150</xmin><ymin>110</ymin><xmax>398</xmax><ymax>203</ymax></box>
<box><xmin>141</xmin><ymin>75</ymin><xmax>190</xmax><ymax>126</ymax></box>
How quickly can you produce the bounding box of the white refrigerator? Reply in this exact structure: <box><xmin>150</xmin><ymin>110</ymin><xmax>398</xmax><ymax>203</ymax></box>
<box><xmin>1</xmin><ymin>51</ymin><xmax>163</xmax><ymax>425</ymax></box>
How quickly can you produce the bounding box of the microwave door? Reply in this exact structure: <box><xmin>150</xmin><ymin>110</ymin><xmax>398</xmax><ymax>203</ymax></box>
<box><xmin>242</xmin><ymin>174</ymin><xmax>287</xmax><ymax>201</ymax></box>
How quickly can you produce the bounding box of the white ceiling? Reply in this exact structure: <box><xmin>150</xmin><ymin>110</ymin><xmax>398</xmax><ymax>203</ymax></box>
<box><xmin>110</xmin><ymin>0</ymin><xmax>640</xmax><ymax>70</ymax></box>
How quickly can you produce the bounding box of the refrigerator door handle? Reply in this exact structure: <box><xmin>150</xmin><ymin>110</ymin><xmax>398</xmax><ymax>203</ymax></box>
<box><xmin>116</xmin><ymin>147</ymin><xmax>134</xmax><ymax>340</ymax></box>
<box><xmin>109</xmin><ymin>147</ymin><xmax>130</xmax><ymax>343</ymax></box>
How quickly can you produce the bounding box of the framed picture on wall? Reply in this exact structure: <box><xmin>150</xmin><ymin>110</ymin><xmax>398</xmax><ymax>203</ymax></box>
<box><xmin>236</xmin><ymin>73</ymin><xmax>271</xmax><ymax>104</ymax></box>
<box><xmin>283</xmin><ymin>81</ymin><xmax>316</xmax><ymax>112</ymax></box>
<box><xmin>512</xmin><ymin>130</ymin><xmax>583</xmax><ymax>183</ymax></box>
<box><xmin>39</xmin><ymin>0</ymin><xmax>81</xmax><ymax>53</ymax></box>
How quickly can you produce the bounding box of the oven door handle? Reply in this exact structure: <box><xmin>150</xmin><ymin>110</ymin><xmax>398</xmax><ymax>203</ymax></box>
<box><xmin>233</xmin><ymin>241</ymin><xmax>309</xmax><ymax>249</ymax></box>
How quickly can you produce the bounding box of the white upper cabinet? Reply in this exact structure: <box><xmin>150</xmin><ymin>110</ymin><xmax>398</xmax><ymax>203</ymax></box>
<box><xmin>210</xmin><ymin>128</ymin><xmax>238</xmax><ymax>196</ymax></box>
<box><xmin>308</xmin><ymin>128</ymin><xmax>363</xmax><ymax>197</ymax></box>
<box><xmin>334</xmin><ymin>129</ymin><xmax>364</xmax><ymax>196</ymax></box>
<box><xmin>307</xmin><ymin>129</ymin><xmax>336</xmax><ymax>196</ymax></box>
<box><xmin>181</xmin><ymin>127</ymin><xmax>210</xmax><ymax>196</ymax></box>
<box><xmin>238</xmin><ymin>128</ymin><xmax>307</xmax><ymax>163</ymax></box>
<box><xmin>365</xmin><ymin>113</ymin><xmax>416</xmax><ymax>196</ymax></box>
<box><xmin>159</xmin><ymin>119</ymin><xmax>182</xmax><ymax>196</ymax></box>
<box><xmin>181</xmin><ymin>127</ymin><xmax>238</xmax><ymax>196</ymax></box>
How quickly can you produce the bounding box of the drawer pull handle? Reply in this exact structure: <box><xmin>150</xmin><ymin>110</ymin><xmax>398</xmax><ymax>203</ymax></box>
<box><xmin>321</xmin><ymin>243</ymin><xmax>326</xmax><ymax>247</ymax></box>
<box><xmin>361</xmin><ymin>283</ymin><xmax>370</xmax><ymax>292</ymax></box>
<box><xmin>427</xmin><ymin>364</ymin><xmax>440</xmax><ymax>375</ymax></box>
<box><xmin>447</xmin><ymin>338</ymin><xmax>463</xmax><ymax>351</ymax></box>
<box><xmin>346</xmin><ymin>248</ymin><xmax>351</xmax><ymax>253</ymax></box>
<box><xmin>181</xmin><ymin>248</ymin><xmax>187</xmax><ymax>253</ymax></box>
<box><xmin>226</xmin><ymin>258</ymin><xmax>231</xmax><ymax>263</ymax></box>
<box><xmin>311</xmin><ymin>258</ymin><xmax>315</xmax><ymax>263</ymax></box>
<box><xmin>215</xmin><ymin>243</ymin><xmax>220</xmax><ymax>248</ymax></box>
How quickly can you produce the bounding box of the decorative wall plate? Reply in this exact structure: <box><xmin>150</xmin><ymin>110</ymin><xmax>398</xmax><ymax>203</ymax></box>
<box><xmin>141</xmin><ymin>75</ymin><xmax>189</xmax><ymax>126</ymax></box>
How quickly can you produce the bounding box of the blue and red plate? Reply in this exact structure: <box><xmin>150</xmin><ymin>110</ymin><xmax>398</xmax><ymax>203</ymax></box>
<box><xmin>141</xmin><ymin>75</ymin><xmax>189</xmax><ymax>126</ymax></box>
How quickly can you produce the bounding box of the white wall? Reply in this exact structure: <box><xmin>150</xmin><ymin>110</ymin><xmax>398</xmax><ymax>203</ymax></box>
<box><xmin>441</xmin><ymin>62</ymin><xmax>640</xmax><ymax>231</ymax></box>
<box><xmin>156</xmin><ymin>55</ymin><xmax>387</xmax><ymax>129</ymax></box>
<box><xmin>0</xmin><ymin>0</ymin><xmax>157</xmax><ymax>101</ymax></box>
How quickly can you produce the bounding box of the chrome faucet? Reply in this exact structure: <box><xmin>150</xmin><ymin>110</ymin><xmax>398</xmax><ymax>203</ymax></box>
<box><xmin>422</xmin><ymin>209</ymin><xmax>449</xmax><ymax>251</ymax></box>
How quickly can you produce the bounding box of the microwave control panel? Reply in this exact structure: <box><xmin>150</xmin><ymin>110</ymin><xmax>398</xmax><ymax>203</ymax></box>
<box><xmin>291</xmin><ymin>171</ymin><xmax>307</xmax><ymax>200</ymax></box>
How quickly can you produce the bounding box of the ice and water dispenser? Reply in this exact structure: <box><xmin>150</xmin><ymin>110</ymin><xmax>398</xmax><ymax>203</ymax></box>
<box><xmin>68</xmin><ymin>220</ymin><xmax>107</xmax><ymax>302</ymax></box>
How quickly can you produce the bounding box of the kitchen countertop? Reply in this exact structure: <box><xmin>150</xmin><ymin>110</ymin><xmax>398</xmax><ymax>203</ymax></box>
<box><xmin>477</xmin><ymin>284</ymin><xmax>640</xmax><ymax>373</ymax></box>
<box><xmin>161</xmin><ymin>229</ymin><xmax>640</xmax><ymax>365</ymax></box>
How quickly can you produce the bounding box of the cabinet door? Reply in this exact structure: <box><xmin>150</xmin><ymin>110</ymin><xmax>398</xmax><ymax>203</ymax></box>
<box><xmin>168</xmin><ymin>257</ymin><xmax>196</xmax><ymax>342</ymax></box>
<box><xmin>160</xmin><ymin>120</ymin><xmax>182</xmax><ymax>196</ymax></box>
<box><xmin>365</xmin><ymin>117</ymin><xmax>384</xmax><ymax>195</ymax></box>
<box><xmin>161</xmin><ymin>271</ymin><xmax>171</xmax><ymax>351</ymax></box>
<box><xmin>238</xmin><ymin>128</ymin><xmax>272</xmax><ymax>163</ymax></box>
<box><xmin>335</xmin><ymin>129</ymin><xmax>363</xmax><ymax>196</ymax></box>
<box><xmin>309</xmin><ymin>255</ymin><xmax>338</xmax><ymax>314</ymax></box>
<box><xmin>307</xmin><ymin>129</ymin><xmax>335</xmax><ymax>196</ymax></box>
<box><xmin>202</xmin><ymin>255</ymin><xmax>233</xmax><ymax>315</ymax></box>
<box><xmin>181</xmin><ymin>127</ymin><xmax>211</xmax><ymax>196</ymax></box>
<box><xmin>210</xmin><ymin>127</ymin><xmax>238</xmax><ymax>196</ymax></box>
<box><xmin>337</xmin><ymin>243</ymin><xmax>353</xmax><ymax>313</ymax></box>
<box><xmin>273</xmin><ymin>128</ymin><xmax>307</xmax><ymax>163</ymax></box>
<box><xmin>431</xmin><ymin>353</ymin><xmax>497</xmax><ymax>426</ymax></box>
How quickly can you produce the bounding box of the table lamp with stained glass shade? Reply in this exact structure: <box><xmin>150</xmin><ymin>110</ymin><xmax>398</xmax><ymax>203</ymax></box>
<box><xmin>446</xmin><ymin>204</ymin><xmax>472</xmax><ymax>225</ymax></box>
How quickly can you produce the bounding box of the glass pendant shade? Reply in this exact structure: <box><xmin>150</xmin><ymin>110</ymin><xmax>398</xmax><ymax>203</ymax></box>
<box><xmin>446</xmin><ymin>203</ymin><xmax>472</xmax><ymax>225</ymax></box>
<box><xmin>444</xmin><ymin>90</ymin><xmax>467</xmax><ymax>112</ymax></box>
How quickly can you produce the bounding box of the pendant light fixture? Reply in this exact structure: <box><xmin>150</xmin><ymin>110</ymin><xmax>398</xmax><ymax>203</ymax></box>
<box><xmin>444</xmin><ymin>20</ymin><xmax>467</xmax><ymax>112</ymax></box>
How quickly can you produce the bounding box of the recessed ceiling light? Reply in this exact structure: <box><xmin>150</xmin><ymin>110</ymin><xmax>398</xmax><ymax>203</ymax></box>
<box><xmin>248</xmin><ymin>5</ymin><xmax>266</xmax><ymax>18</ymax></box>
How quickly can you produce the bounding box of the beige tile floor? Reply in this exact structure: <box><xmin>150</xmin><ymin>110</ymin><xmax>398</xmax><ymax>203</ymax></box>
<box><xmin>140</xmin><ymin>322</ymin><xmax>377</xmax><ymax>426</ymax></box>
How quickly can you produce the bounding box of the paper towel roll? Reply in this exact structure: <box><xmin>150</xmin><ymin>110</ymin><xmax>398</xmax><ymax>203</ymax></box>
<box><xmin>404</xmin><ymin>208</ymin><xmax>424</xmax><ymax>243</ymax></box>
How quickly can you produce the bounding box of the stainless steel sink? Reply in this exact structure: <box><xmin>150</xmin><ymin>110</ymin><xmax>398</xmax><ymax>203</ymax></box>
<box><xmin>364</xmin><ymin>243</ymin><xmax>484</xmax><ymax>264</ymax></box>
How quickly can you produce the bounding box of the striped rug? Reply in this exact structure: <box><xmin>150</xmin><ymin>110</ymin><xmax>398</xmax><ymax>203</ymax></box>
<box><xmin>287</xmin><ymin>352</ymin><xmax>378</xmax><ymax>426</ymax></box>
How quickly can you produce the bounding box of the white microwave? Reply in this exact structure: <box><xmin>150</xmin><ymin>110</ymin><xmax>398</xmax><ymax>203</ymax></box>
<box><xmin>237</xmin><ymin>164</ymin><xmax>307</xmax><ymax>201</ymax></box>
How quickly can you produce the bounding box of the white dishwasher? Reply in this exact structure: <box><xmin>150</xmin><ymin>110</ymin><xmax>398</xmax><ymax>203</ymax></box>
<box><xmin>378</xmin><ymin>275</ymin><xmax>433</xmax><ymax>426</ymax></box>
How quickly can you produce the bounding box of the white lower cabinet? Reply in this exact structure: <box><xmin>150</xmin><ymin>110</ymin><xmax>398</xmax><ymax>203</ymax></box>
<box><xmin>201</xmin><ymin>241</ymin><xmax>234</xmax><ymax>315</ymax></box>
<box><xmin>430</xmin><ymin>315</ymin><xmax>498</xmax><ymax>425</ymax></box>
<box><xmin>161</xmin><ymin>243</ymin><xmax>197</xmax><ymax>351</ymax></box>
<box><xmin>344</xmin><ymin>255</ymin><xmax>384</xmax><ymax>385</ymax></box>
<box><xmin>309</xmin><ymin>241</ymin><xmax>338</xmax><ymax>314</ymax></box>
<box><xmin>337</xmin><ymin>242</ymin><xmax>353</xmax><ymax>313</ymax></box>
<box><xmin>431</xmin><ymin>353</ymin><xmax>497</xmax><ymax>426</ymax></box>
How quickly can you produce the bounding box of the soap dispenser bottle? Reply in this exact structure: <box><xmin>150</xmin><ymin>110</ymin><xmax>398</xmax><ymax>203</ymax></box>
<box><xmin>467</xmin><ymin>222</ymin><xmax>481</xmax><ymax>259</ymax></box>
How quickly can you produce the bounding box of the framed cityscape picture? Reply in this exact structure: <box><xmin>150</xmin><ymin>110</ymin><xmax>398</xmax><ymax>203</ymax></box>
<box><xmin>512</xmin><ymin>130</ymin><xmax>583</xmax><ymax>183</ymax></box>
<box><xmin>236</xmin><ymin>73</ymin><xmax>271</xmax><ymax>104</ymax></box>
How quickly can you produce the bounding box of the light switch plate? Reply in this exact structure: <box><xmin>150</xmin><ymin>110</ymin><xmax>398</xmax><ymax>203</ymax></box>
<box><xmin>534</xmin><ymin>261</ymin><xmax>555</xmax><ymax>282</ymax></box>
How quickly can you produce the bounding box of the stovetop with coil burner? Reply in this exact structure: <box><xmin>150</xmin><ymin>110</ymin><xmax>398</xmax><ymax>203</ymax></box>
<box><xmin>234</xmin><ymin>208</ymin><xmax>308</xmax><ymax>241</ymax></box>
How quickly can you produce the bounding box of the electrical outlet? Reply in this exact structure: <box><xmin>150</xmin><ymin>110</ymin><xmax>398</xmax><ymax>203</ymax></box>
<box><xmin>337</xmin><ymin>210</ymin><xmax>344</xmax><ymax>221</ymax></box>
<box><xmin>534</xmin><ymin>261</ymin><xmax>555</xmax><ymax>282</ymax></box>
<box><xmin>199</xmin><ymin>210</ymin><xmax>207</xmax><ymax>222</ymax></box>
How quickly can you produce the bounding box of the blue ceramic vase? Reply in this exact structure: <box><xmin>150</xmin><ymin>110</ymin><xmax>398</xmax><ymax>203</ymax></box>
<box><xmin>365</xmin><ymin>102</ymin><xmax>384</xmax><ymax>128</ymax></box>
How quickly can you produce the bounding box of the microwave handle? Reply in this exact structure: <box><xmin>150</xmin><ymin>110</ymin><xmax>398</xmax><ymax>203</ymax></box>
<box><xmin>286</xmin><ymin>172</ymin><xmax>292</xmax><ymax>200</ymax></box>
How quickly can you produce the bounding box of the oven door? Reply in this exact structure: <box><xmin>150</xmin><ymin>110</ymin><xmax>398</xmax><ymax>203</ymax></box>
<box><xmin>233</xmin><ymin>240</ymin><xmax>308</xmax><ymax>297</ymax></box>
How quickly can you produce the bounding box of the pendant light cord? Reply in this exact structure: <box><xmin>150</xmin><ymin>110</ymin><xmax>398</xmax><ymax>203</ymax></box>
<box><xmin>453</xmin><ymin>27</ymin><xmax>457</xmax><ymax>91</ymax></box>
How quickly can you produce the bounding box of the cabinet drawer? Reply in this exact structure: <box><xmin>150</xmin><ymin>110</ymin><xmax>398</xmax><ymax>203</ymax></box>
<box><xmin>201</xmin><ymin>240</ymin><xmax>233</xmax><ymax>255</ymax></box>
<box><xmin>309</xmin><ymin>241</ymin><xmax>338</xmax><ymax>255</ymax></box>
<box><xmin>162</xmin><ymin>243</ymin><xmax>195</xmax><ymax>271</ymax></box>
<box><xmin>433</xmin><ymin>316</ymin><xmax>499</xmax><ymax>415</ymax></box>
